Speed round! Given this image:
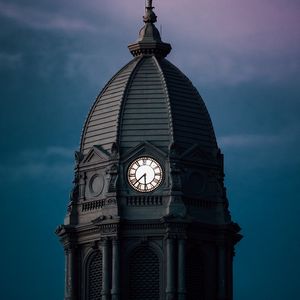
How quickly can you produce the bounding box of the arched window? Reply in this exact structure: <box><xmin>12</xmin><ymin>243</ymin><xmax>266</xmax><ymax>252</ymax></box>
<box><xmin>186</xmin><ymin>246</ymin><xmax>204</xmax><ymax>300</ymax></box>
<box><xmin>87</xmin><ymin>251</ymin><xmax>103</xmax><ymax>300</ymax></box>
<box><xmin>129</xmin><ymin>245</ymin><xmax>160</xmax><ymax>300</ymax></box>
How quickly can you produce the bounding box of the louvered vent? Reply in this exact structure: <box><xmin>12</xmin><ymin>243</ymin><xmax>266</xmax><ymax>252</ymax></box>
<box><xmin>186</xmin><ymin>247</ymin><xmax>204</xmax><ymax>300</ymax></box>
<box><xmin>88</xmin><ymin>251</ymin><xmax>103</xmax><ymax>300</ymax></box>
<box><xmin>129</xmin><ymin>246</ymin><xmax>160</xmax><ymax>300</ymax></box>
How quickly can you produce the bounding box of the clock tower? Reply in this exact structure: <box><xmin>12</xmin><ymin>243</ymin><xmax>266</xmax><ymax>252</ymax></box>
<box><xmin>56</xmin><ymin>1</ymin><xmax>242</xmax><ymax>300</ymax></box>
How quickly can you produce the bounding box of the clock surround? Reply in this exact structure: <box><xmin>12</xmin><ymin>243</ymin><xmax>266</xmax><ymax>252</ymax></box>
<box><xmin>127</xmin><ymin>156</ymin><xmax>163</xmax><ymax>193</ymax></box>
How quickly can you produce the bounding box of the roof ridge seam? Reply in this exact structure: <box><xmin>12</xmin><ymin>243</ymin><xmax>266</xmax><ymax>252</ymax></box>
<box><xmin>153</xmin><ymin>57</ymin><xmax>174</xmax><ymax>148</ymax></box>
<box><xmin>163</xmin><ymin>59</ymin><xmax>218</xmax><ymax>148</ymax></box>
<box><xmin>79</xmin><ymin>58</ymin><xmax>139</xmax><ymax>154</ymax></box>
<box><xmin>115</xmin><ymin>56</ymin><xmax>144</xmax><ymax>149</ymax></box>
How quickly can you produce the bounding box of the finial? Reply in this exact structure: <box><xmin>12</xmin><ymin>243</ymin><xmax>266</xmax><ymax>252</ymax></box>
<box><xmin>143</xmin><ymin>0</ymin><xmax>157</xmax><ymax>23</ymax></box>
<box><xmin>128</xmin><ymin>0</ymin><xmax>172</xmax><ymax>58</ymax></box>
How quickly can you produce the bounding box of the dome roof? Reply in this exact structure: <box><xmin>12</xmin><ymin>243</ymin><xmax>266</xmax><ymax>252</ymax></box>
<box><xmin>80</xmin><ymin>55</ymin><xmax>217</xmax><ymax>155</ymax></box>
<box><xmin>80</xmin><ymin>1</ymin><xmax>217</xmax><ymax>156</ymax></box>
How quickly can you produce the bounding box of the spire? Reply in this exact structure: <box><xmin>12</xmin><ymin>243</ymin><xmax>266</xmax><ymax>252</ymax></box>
<box><xmin>128</xmin><ymin>0</ymin><xmax>171</xmax><ymax>58</ymax></box>
<box><xmin>143</xmin><ymin>0</ymin><xmax>157</xmax><ymax>23</ymax></box>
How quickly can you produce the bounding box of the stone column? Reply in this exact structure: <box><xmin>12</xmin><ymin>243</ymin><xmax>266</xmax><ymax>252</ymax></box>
<box><xmin>102</xmin><ymin>239</ymin><xmax>110</xmax><ymax>300</ymax></box>
<box><xmin>228</xmin><ymin>246</ymin><xmax>234</xmax><ymax>300</ymax></box>
<box><xmin>217</xmin><ymin>242</ymin><xmax>227</xmax><ymax>300</ymax></box>
<box><xmin>111</xmin><ymin>238</ymin><xmax>120</xmax><ymax>300</ymax></box>
<box><xmin>166</xmin><ymin>237</ymin><xmax>176</xmax><ymax>300</ymax></box>
<box><xmin>64</xmin><ymin>248</ymin><xmax>69</xmax><ymax>300</ymax></box>
<box><xmin>65</xmin><ymin>245</ymin><xmax>77</xmax><ymax>300</ymax></box>
<box><xmin>178</xmin><ymin>239</ymin><xmax>186</xmax><ymax>300</ymax></box>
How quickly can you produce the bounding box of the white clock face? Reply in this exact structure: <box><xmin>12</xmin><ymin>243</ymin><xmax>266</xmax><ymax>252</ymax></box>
<box><xmin>128</xmin><ymin>157</ymin><xmax>163</xmax><ymax>192</ymax></box>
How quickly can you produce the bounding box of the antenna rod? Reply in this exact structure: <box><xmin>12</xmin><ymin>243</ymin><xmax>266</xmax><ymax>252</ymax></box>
<box><xmin>146</xmin><ymin>0</ymin><xmax>153</xmax><ymax>8</ymax></box>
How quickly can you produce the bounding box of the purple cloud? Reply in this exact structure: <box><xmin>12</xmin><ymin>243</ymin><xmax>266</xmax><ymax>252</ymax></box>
<box><xmin>2</xmin><ymin>0</ymin><xmax>299</xmax><ymax>85</ymax></box>
<box><xmin>98</xmin><ymin>0</ymin><xmax>300</xmax><ymax>84</ymax></box>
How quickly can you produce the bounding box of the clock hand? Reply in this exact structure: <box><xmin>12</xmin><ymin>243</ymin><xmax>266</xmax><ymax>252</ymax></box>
<box><xmin>144</xmin><ymin>174</ymin><xmax>147</xmax><ymax>191</ymax></box>
<box><xmin>136</xmin><ymin>173</ymin><xmax>146</xmax><ymax>183</ymax></box>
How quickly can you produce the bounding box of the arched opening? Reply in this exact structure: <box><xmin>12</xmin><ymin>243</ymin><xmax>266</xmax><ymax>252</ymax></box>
<box><xmin>186</xmin><ymin>246</ymin><xmax>204</xmax><ymax>300</ymax></box>
<box><xmin>129</xmin><ymin>245</ymin><xmax>160</xmax><ymax>300</ymax></box>
<box><xmin>87</xmin><ymin>251</ymin><xmax>103</xmax><ymax>300</ymax></box>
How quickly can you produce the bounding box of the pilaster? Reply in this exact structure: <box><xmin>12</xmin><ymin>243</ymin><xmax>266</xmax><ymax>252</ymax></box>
<box><xmin>217</xmin><ymin>241</ymin><xmax>228</xmax><ymax>300</ymax></box>
<box><xmin>111</xmin><ymin>238</ymin><xmax>120</xmax><ymax>300</ymax></box>
<box><xmin>166</xmin><ymin>237</ymin><xmax>176</xmax><ymax>300</ymax></box>
<box><xmin>101</xmin><ymin>238</ymin><xmax>111</xmax><ymax>300</ymax></box>
<box><xmin>64</xmin><ymin>243</ymin><xmax>78</xmax><ymax>300</ymax></box>
<box><xmin>178</xmin><ymin>238</ymin><xmax>186</xmax><ymax>300</ymax></box>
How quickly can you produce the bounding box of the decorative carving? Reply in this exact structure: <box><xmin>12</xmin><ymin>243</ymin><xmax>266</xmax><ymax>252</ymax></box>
<box><xmin>91</xmin><ymin>222</ymin><xmax>119</xmax><ymax>235</ymax></box>
<box><xmin>124</xmin><ymin>222</ymin><xmax>164</xmax><ymax>232</ymax></box>
<box><xmin>169</xmin><ymin>142</ymin><xmax>179</xmax><ymax>159</ymax></box>
<box><xmin>90</xmin><ymin>241</ymin><xmax>99</xmax><ymax>250</ymax></box>
<box><xmin>110</xmin><ymin>142</ymin><xmax>119</xmax><ymax>159</ymax></box>
<box><xmin>55</xmin><ymin>224</ymin><xmax>65</xmax><ymax>235</ymax></box>
<box><xmin>164</xmin><ymin>222</ymin><xmax>188</xmax><ymax>240</ymax></box>
<box><xmin>74</xmin><ymin>151</ymin><xmax>84</xmax><ymax>165</ymax></box>
<box><xmin>139</xmin><ymin>237</ymin><xmax>149</xmax><ymax>245</ymax></box>
<box><xmin>69</xmin><ymin>172</ymin><xmax>80</xmax><ymax>207</ymax></box>
<box><xmin>170</xmin><ymin>162</ymin><xmax>182</xmax><ymax>191</ymax></box>
<box><xmin>92</xmin><ymin>215</ymin><xmax>106</xmax><ymax>224</ymax></box>
<box><xmin>106</xmin><ymin>197</ymin><xmax>117</xmax><ymax>205</ymax></box>
<box><xmin>106</xmin><ymin>164</ymin><xmax>119</xmax><ymax>193</ymax></box>
<box><xmin>101</xmin><ymin>225</ymin><xmax>118</xmax><ymax>235</ymax></box>
<box><xmin>165</xmin><ymin>233</ymin><xmax>178</xmax><ymax>240</ymax></box>
<box><xmin>79</xmin><ymin>172</ymin><xmax>86</xmax><ymax>199</ymax></box>
<box><xmin>92</xmin><ymin>214</ymin><xmax>119</xmax><ymax>226</ymax></box>
<box><xmin>167</xmin><ymin>195</ymin><xmax>187</xmax><ymax>218</ymax></box>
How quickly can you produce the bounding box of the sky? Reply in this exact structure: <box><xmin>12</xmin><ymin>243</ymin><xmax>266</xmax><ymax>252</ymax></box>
<box><xmin>0</xmin><ymin>0</ymin><xmax>299</xmax><ymax>299</ymax></box>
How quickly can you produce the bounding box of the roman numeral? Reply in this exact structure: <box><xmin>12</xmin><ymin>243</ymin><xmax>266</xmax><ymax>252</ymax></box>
<box><xmin>131</xmin><ymin>179</ymin><xmax>138</xmax><ymax>186</ymax></box>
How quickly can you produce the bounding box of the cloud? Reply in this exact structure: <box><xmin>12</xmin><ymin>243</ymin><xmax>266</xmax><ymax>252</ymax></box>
<box><xmin>0</xmin><ymin>1</ymin><xmax>95</xmax><ymax>32</ymax></box>
<box><xmin>0</xmin><ymin>161</ymin><xmax>72</xmax><ymax>180</ymax></box>
<box><xmin>0</xmin><ymin>146</ymin><xmax>75</xmax><ymax>182</ymax></box>
<box><xmin>218</xmin><ymin>129</ymin><xmax>300</xmax><ymax>168</ymax></box>
<box><xmin>219</xmin><ymin>134</ymin><xmax>283</xmax><ymax>148</ymax></box>
<box><xmin>19</xmin><ymin>146</ymin><xmax>74</xmax><ymax>161</ymax></box>
<box><xmin>98</xmin><ymin>0</ymin><xmax>300</xmax><ymax>85</ymax></box>
<box><xmin>219</xmin><ymin>121</ymin><xmax>300</xmax><ymax>149</ymax></box>
<box><xmin>1</xmin><ymin>0</ymin><xmax>299</xmax><ymax>85</ymax></box>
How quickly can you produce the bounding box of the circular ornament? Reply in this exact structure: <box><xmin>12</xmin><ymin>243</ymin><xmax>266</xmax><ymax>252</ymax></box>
<box><xmin>89</xmin><ymin>174</ymin><xmax>104</xmax><ymax>196</ymax></box>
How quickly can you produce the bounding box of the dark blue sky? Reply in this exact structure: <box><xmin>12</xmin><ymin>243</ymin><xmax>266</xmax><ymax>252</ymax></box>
<box><xmin>0</xmin><ymin>1</ymin><xmax>299</xmax><ymax>299</ymax></box>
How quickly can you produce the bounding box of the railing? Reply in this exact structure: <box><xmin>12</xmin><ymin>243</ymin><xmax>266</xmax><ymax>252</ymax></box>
<box><xmin>127</xmin><ymin>196</ymin><xmax>163</xmax><ymax>206</ymax></box>
<box><xmin>183</xmin><ymin>197</ymin><xmax>219</xmax><ymax>208</ymax></box>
